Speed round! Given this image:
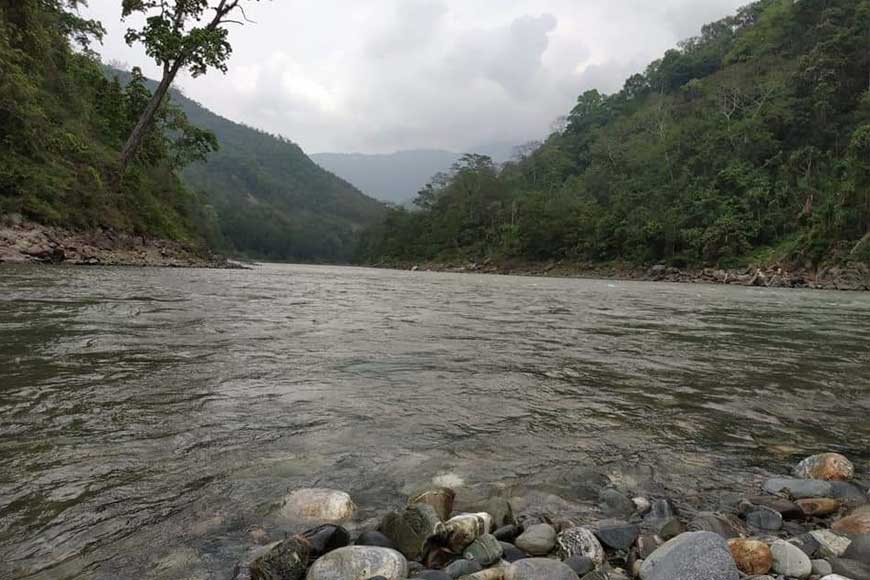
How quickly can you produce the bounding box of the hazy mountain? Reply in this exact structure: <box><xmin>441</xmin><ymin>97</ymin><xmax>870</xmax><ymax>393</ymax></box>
<box><xmin>312</xmin><ymin>144</ymin><xmax>518</xmax><ymax>205</ymax></box>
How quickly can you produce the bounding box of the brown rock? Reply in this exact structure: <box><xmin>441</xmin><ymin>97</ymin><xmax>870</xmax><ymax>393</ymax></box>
<box><xmin>795</xmin><ymin>453</ymin><xmax>855</xmax><ymax>481</ymax></box>
<box><xmin>797</xmin><ymin>498</ymin><xmax>841</xmax><ymax>517</ymax></box>
<box><xmin>728</xmin><ymin>538</ymin><xmax>773</xmax><ymax>575</ymax></box>
<box><xmin>832</xmin><ymin>506</ymin><xmax>870</xmax><ymax>536</ymax></box>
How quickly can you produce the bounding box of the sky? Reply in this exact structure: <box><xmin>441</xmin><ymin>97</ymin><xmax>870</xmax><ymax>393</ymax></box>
<box><xmin>83</xmin><ymin>0</ymin><xmax>747</xmax><ymax>155</ymax></box>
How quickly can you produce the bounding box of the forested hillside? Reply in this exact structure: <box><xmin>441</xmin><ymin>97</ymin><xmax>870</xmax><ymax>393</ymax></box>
<box><xmin>175</xmin><ymin>92</ymin><xmax>386</xmax><ymax>262</ymax></box>
<box><xmin>0</xmin><ymin>1</ymin><xmax>219</xmax><ymax>243</ymax></box>
<box><xmin>358</xmin><ymin>0</ymin><xmax>870</xmax><ymax>270</ymax></box>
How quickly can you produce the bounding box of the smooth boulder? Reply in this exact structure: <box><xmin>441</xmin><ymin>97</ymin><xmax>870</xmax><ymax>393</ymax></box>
<box><xmin>505</xmin><ymin>558</ymin><xmax>579</xmax><ymax>580</ymax></box>
<box><xmin>514</xmin><ymin>524</ymin><xmax>556</xmax><ymax>556</ymax></box>
<box><xmin>639</xmin><ymin>531</ymin><xmax>740</xmax><ymax>580</ymax></box>
<box><xmin>795</xmin><ymin>453</ymin><xmax>855</xmax><ymax>481</ymax></box>
<box><xmin>280</xmin><ymin>489</ymin><xmax>356</xmax><ymax>524</ymax></box>
<box><xmin>762</xmin><ymin>478</ymin><xmax>833</xmax><ymax>499</ymax></box>
<box><xmin>770</xmin><ymin>539</ymin><xmax>812</xmax><ymax>579</ymax></box>
<box><xmin>305</xmin><ymin>546</ymin><xmax>407</xmax><ymax>580</ymax></box>
<box><xmin>728</xmin><ymin>538</ymin><xmax>773</xmax><ymax>575</ymax></box>
<box><xmin>593</xmin><ymin>520</ymin><xmax>640</xmax><ymax>550</ymax></box>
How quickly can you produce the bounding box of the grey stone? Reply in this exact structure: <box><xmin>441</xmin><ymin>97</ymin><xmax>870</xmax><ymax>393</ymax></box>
<box><xmin>482</xmin><ymin>498</ymin><xmax>515</xmax><ymax>528</ymax></box>
<box><xmin>746</xmin><ymin>495</ymin><xmax>804</xmax><ymax>520</ymax></box>
<box><xmin>844</xmin><ymin>534</ymin><xmax>870</xmax><ymax>564</ymax></box>
<box><xmin>379</xmin><ymin>504</ymin><xmax>441</xmax><ymax>560</ymax></box>
<box><xmin>593</xmin><ymin>520</ymin><xmax>640</xmax><ymax>550</ymax></box>
<box><xmin>639</xmin><ymin>531</ymin><xmax>740</xmax><ymax>580</ymax></box>
<box><xmin>812</xmin><ymin>559</ymin><xmax>834</xmax><ymax>576</ymax></box>
<box><xmin>505</xmin><ymin>558</ymin><xmax>579</xmax><ymax>580</ymax></box>
<box><xmin>790</xmin><ymin>533</ymin><xmax>822</xmax><ymax>557</ymax></box>
<box><xmin>762</xmin><ymin>478</ymin><xmax>833</xmax><ymax>499</ymax></box>
<box><xmin>443</xmin><ymin>558</ymin><xmax>482</xmax><ymax>578</ymax></box>
<box><xmin>770</xmin><ymin>540</ymin><xmax>812</xmax><ymax>579</ymax></box>
<box><xmin>830</xmin><ymin>557</ymin><xmax>870</xmax><ymax>580</ymax></box>
<box><xmin>564</xmin><ymin>555</ymin><xmax>595</xmax><ymax>576</ymax></box>
<box><xmin>418</xmin><ymin>571</ymin><xmax>452</xmax><ymax>580</ymax></box>
<box><xmin>831</xmin><ymin>482</ymin><xmax>870</xmax><ymax>506</ymax></box>
<box><xmin>463</xmin><ymin>534</ymin><xmax>503</xmax><ymax>566</ymax></box>
<box><xmin>600</xmin><ymin>489</ymin><xmax>636</xmax><ymax>517</ymax></box>
<box><xmin>305</xmin><ymin>546</ymin><xmax>408</xmax><ymax>580</ymax></box>
<box><xmin>746</xmin><ymin>506</ymin><xmax>783</xmax><ymax>531</ymax></box>
<box><xmin>493</xmin><ymin>525</ymin><xmax>521</xmax><ymax>542</ymax></box>
<box><xmin>515</xmin><ymin>524</ymin><xmax>556</xmax><ymax>556</ymax></box>
<box><xmin>499</xmin><ymin>542</ymin><xmax>527</xmax><ymax>563</ymax></box>
<box><xmin>688</xmin><ymin>512</ymin><xmax>743</xmax><ymax>538</ymax></box>
<box><xmin>356</xmin><ymin>531</ymin><xmax>397</xmax><ymax>550</ymax></box>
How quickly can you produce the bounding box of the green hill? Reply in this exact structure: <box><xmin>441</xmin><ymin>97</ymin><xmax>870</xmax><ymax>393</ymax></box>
<box><xmin>175</xmin><ymin>94</ymin><xmax>386</xmax><ymax>262</ymax></box>
<box><xmin>359</xmin><ymin>0</ymin><xmax>870</xmax><ymax>270</ymax></box>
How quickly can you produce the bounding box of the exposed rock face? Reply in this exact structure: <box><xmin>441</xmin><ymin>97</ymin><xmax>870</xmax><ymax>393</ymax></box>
<box><xmin>639</xmin><ymin>531</ymin><xmax>740</xmax><ymax>580</ymax></box>
<box><xmin>795</xmin><ymin>453</ymin><xmax>855</xmax><ymax>481</ymax></box>
<box><xmin>304</xmin><ymin>546</ymin><xmax>407</xmax><ymax>580</ymax></box>
<box><xmin>280</xmin><ymin>489</ymin><xmax>357</xmax><ymax>524</ymax></box>
<box><xmin>728</xmin><ymin>538</ymin><xmax>773</xmax><ymax>575</ymax></box>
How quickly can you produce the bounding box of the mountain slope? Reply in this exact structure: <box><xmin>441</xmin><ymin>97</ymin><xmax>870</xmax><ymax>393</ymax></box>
<box><xmin>359</xmin><ymin>0</ymin><xmax>870</xmax><ymax>271</ymax></box>
<box><xmin>176</xmin><ymin>97</ymin><xmax>387</xmax><ymax>261</ymax></box>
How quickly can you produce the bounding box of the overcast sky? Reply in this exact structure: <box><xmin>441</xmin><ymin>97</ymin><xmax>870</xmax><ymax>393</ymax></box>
<box><xmin>83</xmin><ymin>0</ymin><xmax>747</xmax><ymax>155</ymax></box>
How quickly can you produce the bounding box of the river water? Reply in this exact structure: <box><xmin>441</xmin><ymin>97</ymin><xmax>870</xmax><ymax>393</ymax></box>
<box><xmin>1</xmin><ymin>263</ymin><xmax>869</xmax><ymax>579</ymax></box>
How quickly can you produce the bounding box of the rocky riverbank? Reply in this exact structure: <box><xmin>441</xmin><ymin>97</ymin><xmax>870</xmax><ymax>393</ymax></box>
<box><xmin>388</xmin><ymin>260</ymin><xmax>870</xmax><ymax>291</ymax></box>
<box><xmin>0</xmin><ymin>220</ymin><xmax>234</xmax><ymax>268</ymax></box>
<box><xmin>235</xmin><ymin>452</ymin><xmax>870</xmax><ymax>580</ymax></box>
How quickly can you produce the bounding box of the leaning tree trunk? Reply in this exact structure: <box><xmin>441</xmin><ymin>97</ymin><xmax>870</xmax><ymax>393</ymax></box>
<box><xmin>118</xmin><ymin>61</ymin><xmax>183</xmax><ymax>175</ymax></box>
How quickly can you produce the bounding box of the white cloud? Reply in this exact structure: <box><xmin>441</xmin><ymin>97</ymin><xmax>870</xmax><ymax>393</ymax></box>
<box><xmin>82</xmin><ymin>0</ymin><xmax>747</xmax><ymax>154</ymax></box>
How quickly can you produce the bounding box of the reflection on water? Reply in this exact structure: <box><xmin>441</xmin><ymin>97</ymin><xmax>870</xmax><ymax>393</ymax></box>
<box><xmin>1</xmin><ymin>263</ymin><xmax>869</xmax><ymax>578</ymax></box>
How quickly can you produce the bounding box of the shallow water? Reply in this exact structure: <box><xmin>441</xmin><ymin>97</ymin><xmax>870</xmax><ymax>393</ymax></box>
<box><xmin>1</xmin><ymin>263</ymin><xmax>869</xmax><ymax>579</ymax></box>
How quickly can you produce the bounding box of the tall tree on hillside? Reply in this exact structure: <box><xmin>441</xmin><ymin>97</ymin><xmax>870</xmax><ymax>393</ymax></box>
<box><xmin>118</xmin><ymin>0</ymin><xmax>259</xmax><ymax>174</ymax></box>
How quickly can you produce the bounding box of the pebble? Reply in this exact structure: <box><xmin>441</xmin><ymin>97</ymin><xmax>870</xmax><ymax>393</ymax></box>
<box><xmin>304</xmin><ymin>546</ymin><xmax>407</xmax><ymax>580</ymax></box>
<box><xmin>557</xmin><ymin>526</ymin><xmax>606</xmax><ymax>565</ymax></box>
<box><xmin>770</xmin><ymin>539</ymin><xmax>812</xmax><ymax>579</ymax></box>
<box><xmin>639</xmin><ymin>531</ymin><xmax>740</xmax><ymax>580</ymax></box>
<box><xmin>280</xmin><ymin>489</ymin><xmax>357</xmax><ymax>524</ymax></box>
<box><xmin>514</xmin><ymin>524</ymin><xmax>556</xmax><ymax>556</ymax></box>
<box><xmin>795</xmin><ymin>453</ymin><xmax>855</xmax><ymax>481</ymax></box>
<box><xmin>763</xmin><ymin>478</ymin><xmax>834</xmax><ymax>499</ymax></box>
<box><xmin>633</xmin><ymin>497</ymin><xmax>652</xmax><ymax>515</ymax></box>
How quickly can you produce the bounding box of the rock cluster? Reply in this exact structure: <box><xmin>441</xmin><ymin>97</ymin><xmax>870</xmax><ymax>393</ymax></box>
<box><xmin>240</xmin><ymin>452</ymin><xmax>869</xmax><ymax>580</ymax></box>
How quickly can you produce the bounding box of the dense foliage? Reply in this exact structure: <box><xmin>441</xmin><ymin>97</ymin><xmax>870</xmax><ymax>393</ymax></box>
<box><xmin>0</xmin><ymin>0</ymin><xmax>219</xmax><ymax>241</ymax></box>
<box><xmin>359</xmin><ymin>0</ymin><xmax>870</xmax><ymax>269</ymax></box>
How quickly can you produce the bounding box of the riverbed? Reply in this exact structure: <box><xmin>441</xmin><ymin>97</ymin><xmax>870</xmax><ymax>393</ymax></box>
<box><xmin>1</xmin><ymin>263</ymin><xmax>869</xmax><ymax>579</ymax></box>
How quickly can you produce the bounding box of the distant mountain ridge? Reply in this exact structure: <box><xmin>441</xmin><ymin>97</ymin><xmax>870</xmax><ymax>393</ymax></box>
<box><xmin>312</xmin><ymin>143</ymin><xmax>517</xmax><ymax>205</ymax></box>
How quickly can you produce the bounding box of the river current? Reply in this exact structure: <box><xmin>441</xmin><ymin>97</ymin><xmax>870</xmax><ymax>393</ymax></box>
<box><xmin>1</xmin><ymin>263</ymin><xmax>869</xmax><ymax>579</ymax></box>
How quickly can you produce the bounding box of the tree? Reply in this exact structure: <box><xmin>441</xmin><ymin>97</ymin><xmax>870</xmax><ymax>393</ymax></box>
<box><xmin>119</xmin><ymin>0</ymin><xmax>259</xmax><ymax>173</ymax></box>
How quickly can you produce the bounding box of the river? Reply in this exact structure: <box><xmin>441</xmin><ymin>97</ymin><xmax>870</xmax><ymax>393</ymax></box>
<box><xmin>1</xmin><ymin>263</ymin><xmax>869</xmax><ymax>579</ymax></box>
